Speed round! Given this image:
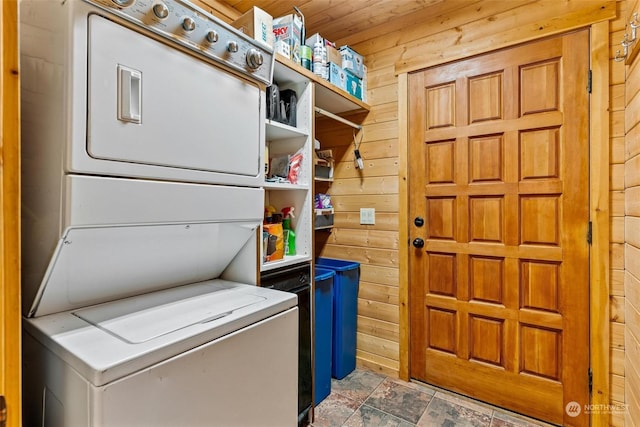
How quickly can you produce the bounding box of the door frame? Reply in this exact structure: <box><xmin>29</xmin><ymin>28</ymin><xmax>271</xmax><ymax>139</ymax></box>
<box><xmin>398</xmin><ymin>22</ymin><xmax>610</xmax><ymax>425</ymax></box>
<box><xmin>1</xmin><ymin>0</ymin><xmax>22</xmax><ymax>426</ymax></box>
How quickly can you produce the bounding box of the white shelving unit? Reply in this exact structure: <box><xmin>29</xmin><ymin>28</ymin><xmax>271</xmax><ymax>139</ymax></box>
<box><xmin>261</xmin><ymin>61</ymin><xmax>313</xmax><ymax>272</ymax></box>
<box><xmin>261</xmin><ymin>55</ymin><xmax>370</xmax><ymax>271</ymax></box>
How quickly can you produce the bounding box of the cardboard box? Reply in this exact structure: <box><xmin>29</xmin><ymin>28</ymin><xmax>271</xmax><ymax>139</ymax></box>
<box><xmin>274</xmin><ymin>40</ymin><xmax>290</xmax><ymax>60</ymax></box>
<box><xmin>361</xmin><ymin>64</ymin><xmax>368</xmax><ymax>103</ymax></box>
<box><xmin>273</xmin><ymin>14</ymin><xmax>302</xmax><ymax>63</ymax></box>
<box><xmin>345</xmin><ymin>70</ymin><xmax>363</xmax><ymax>100</ymax></box>
<box><xmin>328</xmin><ymin>63</ymin><xmax>347</xmax><ymax>91</ymax></box>
<box><xmin>326</xmin><ymin>44</ymin><xmax>341</xmax><ymax>66</ymax></box>
<box><xmin>305</xmin><ymin>33</ymin><xmax>323</xmax><ymax>48</ymax></box>
<box><xmin>314</xmin><ymin>149</ymin><xmax>334</xmax><ymax>179</ymax></box>
<box><xmin>231</xmin><ymin>7</ymin><xmax>273</xmax><ymax>48</ymax></box>
<box><xmin>339</xmin><ymin>45</ymin><xmax>364</xmax><ymax>79</ymax></box>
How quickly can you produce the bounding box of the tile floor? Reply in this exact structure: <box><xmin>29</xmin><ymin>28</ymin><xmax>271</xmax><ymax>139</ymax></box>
<box><xmin>312</xmin><ymin>369</ymin><xmax>557</xmax><ymax>427</ymax></box>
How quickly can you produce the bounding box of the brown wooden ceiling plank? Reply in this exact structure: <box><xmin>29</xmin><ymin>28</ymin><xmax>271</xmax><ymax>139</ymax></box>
<box><xmin>306</xmin><ymin>0</ymin><xmax>431</xmax><ymax>44</ymax></box>
<box><xmin>347</xmin><ymin>1</ymin><xmax>532</xmax><ymax>56</ymax></box>
<box><xmin>193</xmin><ymin>0</ymin><xmax>242</xmax><ymax>21</ymax></box>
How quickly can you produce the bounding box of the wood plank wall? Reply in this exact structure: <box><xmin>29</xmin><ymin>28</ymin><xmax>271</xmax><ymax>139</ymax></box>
<box><xmin>321</xmin><ymin>0</ymin><xmax>615</xmax><ymax>370</ymax></box>
<box><xmin>612</xmin><ymin>2</ymin><xmax>629</xmax><ymax>426</ymax></box>
<box><xmin>624</xmin><ymin>0</ymin><xmax>640</xmax><ymax>423</ymax></box>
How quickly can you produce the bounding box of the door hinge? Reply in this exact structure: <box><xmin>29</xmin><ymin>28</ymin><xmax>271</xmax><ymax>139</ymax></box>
<box><xmin>587</xmin><ymin>70</ymin><xmax>592</xmax><ymax>93</ymax></box>
<box><xmin>0</xmin><ymin>395</ymin><xmax>6</xmax><ymax>427</ymax></box>
<box><xmin>587</xmin><ymin>221</ymin><xmax>592</xmax><ymax>245</ymax></box>
<box><xmin>588</xmin><ymin>368</ymin><xmax>593</xmax><ymax>394</ymax></box>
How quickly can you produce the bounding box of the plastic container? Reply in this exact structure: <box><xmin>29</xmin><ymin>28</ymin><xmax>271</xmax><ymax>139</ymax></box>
<box><xmin>314</xmin><ymin>267</ymin><xmax>334</xmax><ymax>405</ymax></box>
<box><xmin>315</xmin><ymin>258</ymin><xmax>360</xmax><ymax>379</ymax></box>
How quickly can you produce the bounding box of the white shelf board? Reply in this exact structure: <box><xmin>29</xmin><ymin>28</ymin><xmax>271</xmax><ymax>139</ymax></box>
<box><xmin>263</xmin><ymin>182</ymin><xmax>309</xmax><ymax>190</ymax></box>
<box><xmin>261</xmin><ymin>254</ymin><xmax>313</xmax><ymax>272</ymax></box>
<box><xmin>266</xmin><ymin>120</ymin><xmax>309</xmax><ymax>140</ymax></box>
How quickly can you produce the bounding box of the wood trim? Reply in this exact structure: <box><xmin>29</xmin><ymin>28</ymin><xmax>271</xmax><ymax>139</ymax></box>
<box><xmin>0</xmin><ymin>0</ymin><xmax>22</xmax><ymax>426</ymax></box>
<box><xmin>590</xmin><ymin>20</ymin><xmax>612</xmax><ymax>427</ymax></box>
<box><xmin>394</xmin><ymin>1</ymin><xmax>617</xmax><ymax>76</ymax></box>
<box><xmin>398</xmin><ymin>72</ymin><xmax>409</xmax><ymax>381</ymax></box>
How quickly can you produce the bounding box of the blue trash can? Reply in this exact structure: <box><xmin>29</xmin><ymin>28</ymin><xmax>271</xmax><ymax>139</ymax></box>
<box><xmin>315</xmin><ymin>258</ymin><xmax>360</xmax><ymax>380</ymax></box>
<box><xmin>314</xmin><ymin>267</ymin><xmax>334</xmax><ymax>405</ymax></box>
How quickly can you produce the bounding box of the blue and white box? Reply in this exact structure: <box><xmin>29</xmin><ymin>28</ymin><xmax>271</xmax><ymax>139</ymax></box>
<box><xmin>339</xmin><ymin>45</ymin><xmax>364</xmax><ymax>79</ymax></box>
<box><xmin>345</xmin><ymin>70</ymin><xmax>362</xmax><ymax>100</ymax></box>
<box><xmin>329</xmin><ymin>63</ymin><xmax>347</xmax><ymax>92</ymax></box>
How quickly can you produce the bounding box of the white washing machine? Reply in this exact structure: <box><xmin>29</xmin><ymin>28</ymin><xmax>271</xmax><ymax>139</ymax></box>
<box><xmin>20</xmin><ymin>1</ymin><xmax>298</xmax><ymax>425</ymax></box>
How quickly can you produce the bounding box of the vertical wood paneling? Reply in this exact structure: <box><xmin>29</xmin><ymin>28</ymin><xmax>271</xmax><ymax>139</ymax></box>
<box><xmin>607</xmin><ymin>3</ymin><xmax>629</xmax><ymax>423</ymax></box>
<box><xmin>1</xmin><ymin>0</ymin><xmax>22</xmax><ymax>425</ymax></box>
<box><xmin>626</xmin><ymin>0</ymin><xmax>640</xmax><ymax>424</ymax></box>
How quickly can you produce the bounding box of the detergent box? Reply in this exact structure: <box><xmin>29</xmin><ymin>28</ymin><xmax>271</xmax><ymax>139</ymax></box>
<box><xmin>231</xmin><ymin>7</ymin><xmax>273</xmax><ymax>48</ymax></box>
<box><xmin>273</xmin><ymin>14</ymin><xmax>302</xmax><ymax>63</ymax></box>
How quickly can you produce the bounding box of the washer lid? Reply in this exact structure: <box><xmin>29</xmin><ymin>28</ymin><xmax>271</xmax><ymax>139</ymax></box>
<box><xmin>28</xmin><ymin>221</ymin><xmax>258</xmax><ymax>318</ymax></box>
<box><xmin>23</xmin><ymin>280</ymin><xmax>298</xmax><ymax>386</ymax></box>
<box><xmin>73</xmin><ymin>285</ymin><xmax>265</xmax><ymax>344</ymax></box>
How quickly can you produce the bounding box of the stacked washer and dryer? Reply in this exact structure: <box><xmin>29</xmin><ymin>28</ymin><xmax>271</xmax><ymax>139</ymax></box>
<box><xmin>20</xmin><ymin>0</ymin><xmax>299</xmax><ymax>425</ymax></box>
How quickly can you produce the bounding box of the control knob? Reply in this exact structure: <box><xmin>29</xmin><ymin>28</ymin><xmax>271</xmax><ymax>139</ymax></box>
<box><xmin>111</xmin><ymin>0</ymin><xmax>135</xmax><ymax>7</ymax></box>
<box><xmin>205</xmin><ymin>30</ymin><xmax>219</xmax><ymax>43</ymax></box>
<box><xmin>152</xmin><ymin>3</ymin><xmax>169</xmax><ymax>19</ymax></box>
<box><xmin>182</xmin><ymin>17</ymin><xmax>196</xmax><ymax>32</ymax></box>
<box><xmin>246</xmin><ymin>48</ymin><xmax>263</xmax><ymax>69</ymax></box>
<box><xmin>227</xmin><ymin>40</ymin><xmax>239</xmax><ymax>53</ymax></box>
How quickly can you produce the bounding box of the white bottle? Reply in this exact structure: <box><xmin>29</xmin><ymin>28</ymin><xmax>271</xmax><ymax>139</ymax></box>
<box><xmin>313</xmin><ymin>41</ymin><xmax>324</xmax><ymax>78</ymax></box>
<box><xmin>320</xmin><ymin>43</ymin><xmax>328</xmax><ymax>80</ymax></box>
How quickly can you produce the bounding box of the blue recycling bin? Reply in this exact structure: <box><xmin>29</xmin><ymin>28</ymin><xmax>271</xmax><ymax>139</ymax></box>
<box><xmin>314</xmin><ymin>267</ymin><xmax>334</xmax><ymax>405</ymax></box>
<box><xmin>315</xmin><ymin>258</ymin><xmax>360</xmax><ymax>380</ymax></box>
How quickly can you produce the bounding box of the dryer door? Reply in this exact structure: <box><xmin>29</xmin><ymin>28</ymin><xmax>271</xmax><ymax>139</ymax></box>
<box><xmin>86</xmin><ymin>15</ymin><xmax>262</xmax><ymax>178</ymax></box>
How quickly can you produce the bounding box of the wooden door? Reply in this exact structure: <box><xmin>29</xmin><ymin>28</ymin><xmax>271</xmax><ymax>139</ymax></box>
<box><xmin>408</xmin><ymin>30</ymin><xmax>590</xmax><ymax>426</ymax></box>
<box><xmin>1</xmin><ymin>1</ymin><xmax>22</xmax><ymax>426</ymax></box>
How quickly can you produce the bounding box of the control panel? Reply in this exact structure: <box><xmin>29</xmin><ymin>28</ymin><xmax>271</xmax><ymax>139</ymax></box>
<box><xmin>86</xmin><ymin>0</ymin><xmax>274</xmax><ymax>85</ymax></box>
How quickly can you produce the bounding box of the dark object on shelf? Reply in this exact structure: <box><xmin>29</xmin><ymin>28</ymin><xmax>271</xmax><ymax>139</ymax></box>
<box><xmin>279</xmin><ymin>89</ymin><xmax>298</xmax><ymax>127</ymax></box>
<box><xmin>315</xmin><ymin>209</ymin><xmax>334</xmax><ymax>229</ymax></box>
<box><xmin>266</xmin><ymin>83</ymin><xmax>281</xmax><ymax>122</ymax></box>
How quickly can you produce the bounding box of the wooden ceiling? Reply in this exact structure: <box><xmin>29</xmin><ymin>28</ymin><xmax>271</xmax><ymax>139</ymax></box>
<box><xmin>216</xmin><ymin>0</ymin><xmax>448</xmax><ymax>46</ymax></box>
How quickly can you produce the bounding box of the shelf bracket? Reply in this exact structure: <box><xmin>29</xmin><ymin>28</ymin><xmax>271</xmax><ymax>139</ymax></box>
<box><xmin>314</xmin><ymin>106</ymin><xmax>362</xmax><ymax>130</ymax></box>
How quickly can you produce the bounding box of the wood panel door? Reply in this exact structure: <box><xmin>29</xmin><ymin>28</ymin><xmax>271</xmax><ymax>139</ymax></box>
<box><xmin>408</xmin><ymin>30</ymin><xmax>590</xmax><ymax>426</ymax></box>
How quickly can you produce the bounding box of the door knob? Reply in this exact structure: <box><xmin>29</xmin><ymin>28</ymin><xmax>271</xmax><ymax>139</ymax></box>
<box><xmin>412</xmin><ymin>238</ymin><xmax>425</xmax><ymax>248</ymax></box>
<box><xmin>414</xmin><ymin>217</ymin><xmax>424</xmax><ymax>227</ymax></box>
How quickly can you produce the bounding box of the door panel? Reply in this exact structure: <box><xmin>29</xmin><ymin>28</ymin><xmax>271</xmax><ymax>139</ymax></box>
<box><xmin>409</xmin><ymin>30</ymin><xmax>590</xmax><ymax>426</ymax></box>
